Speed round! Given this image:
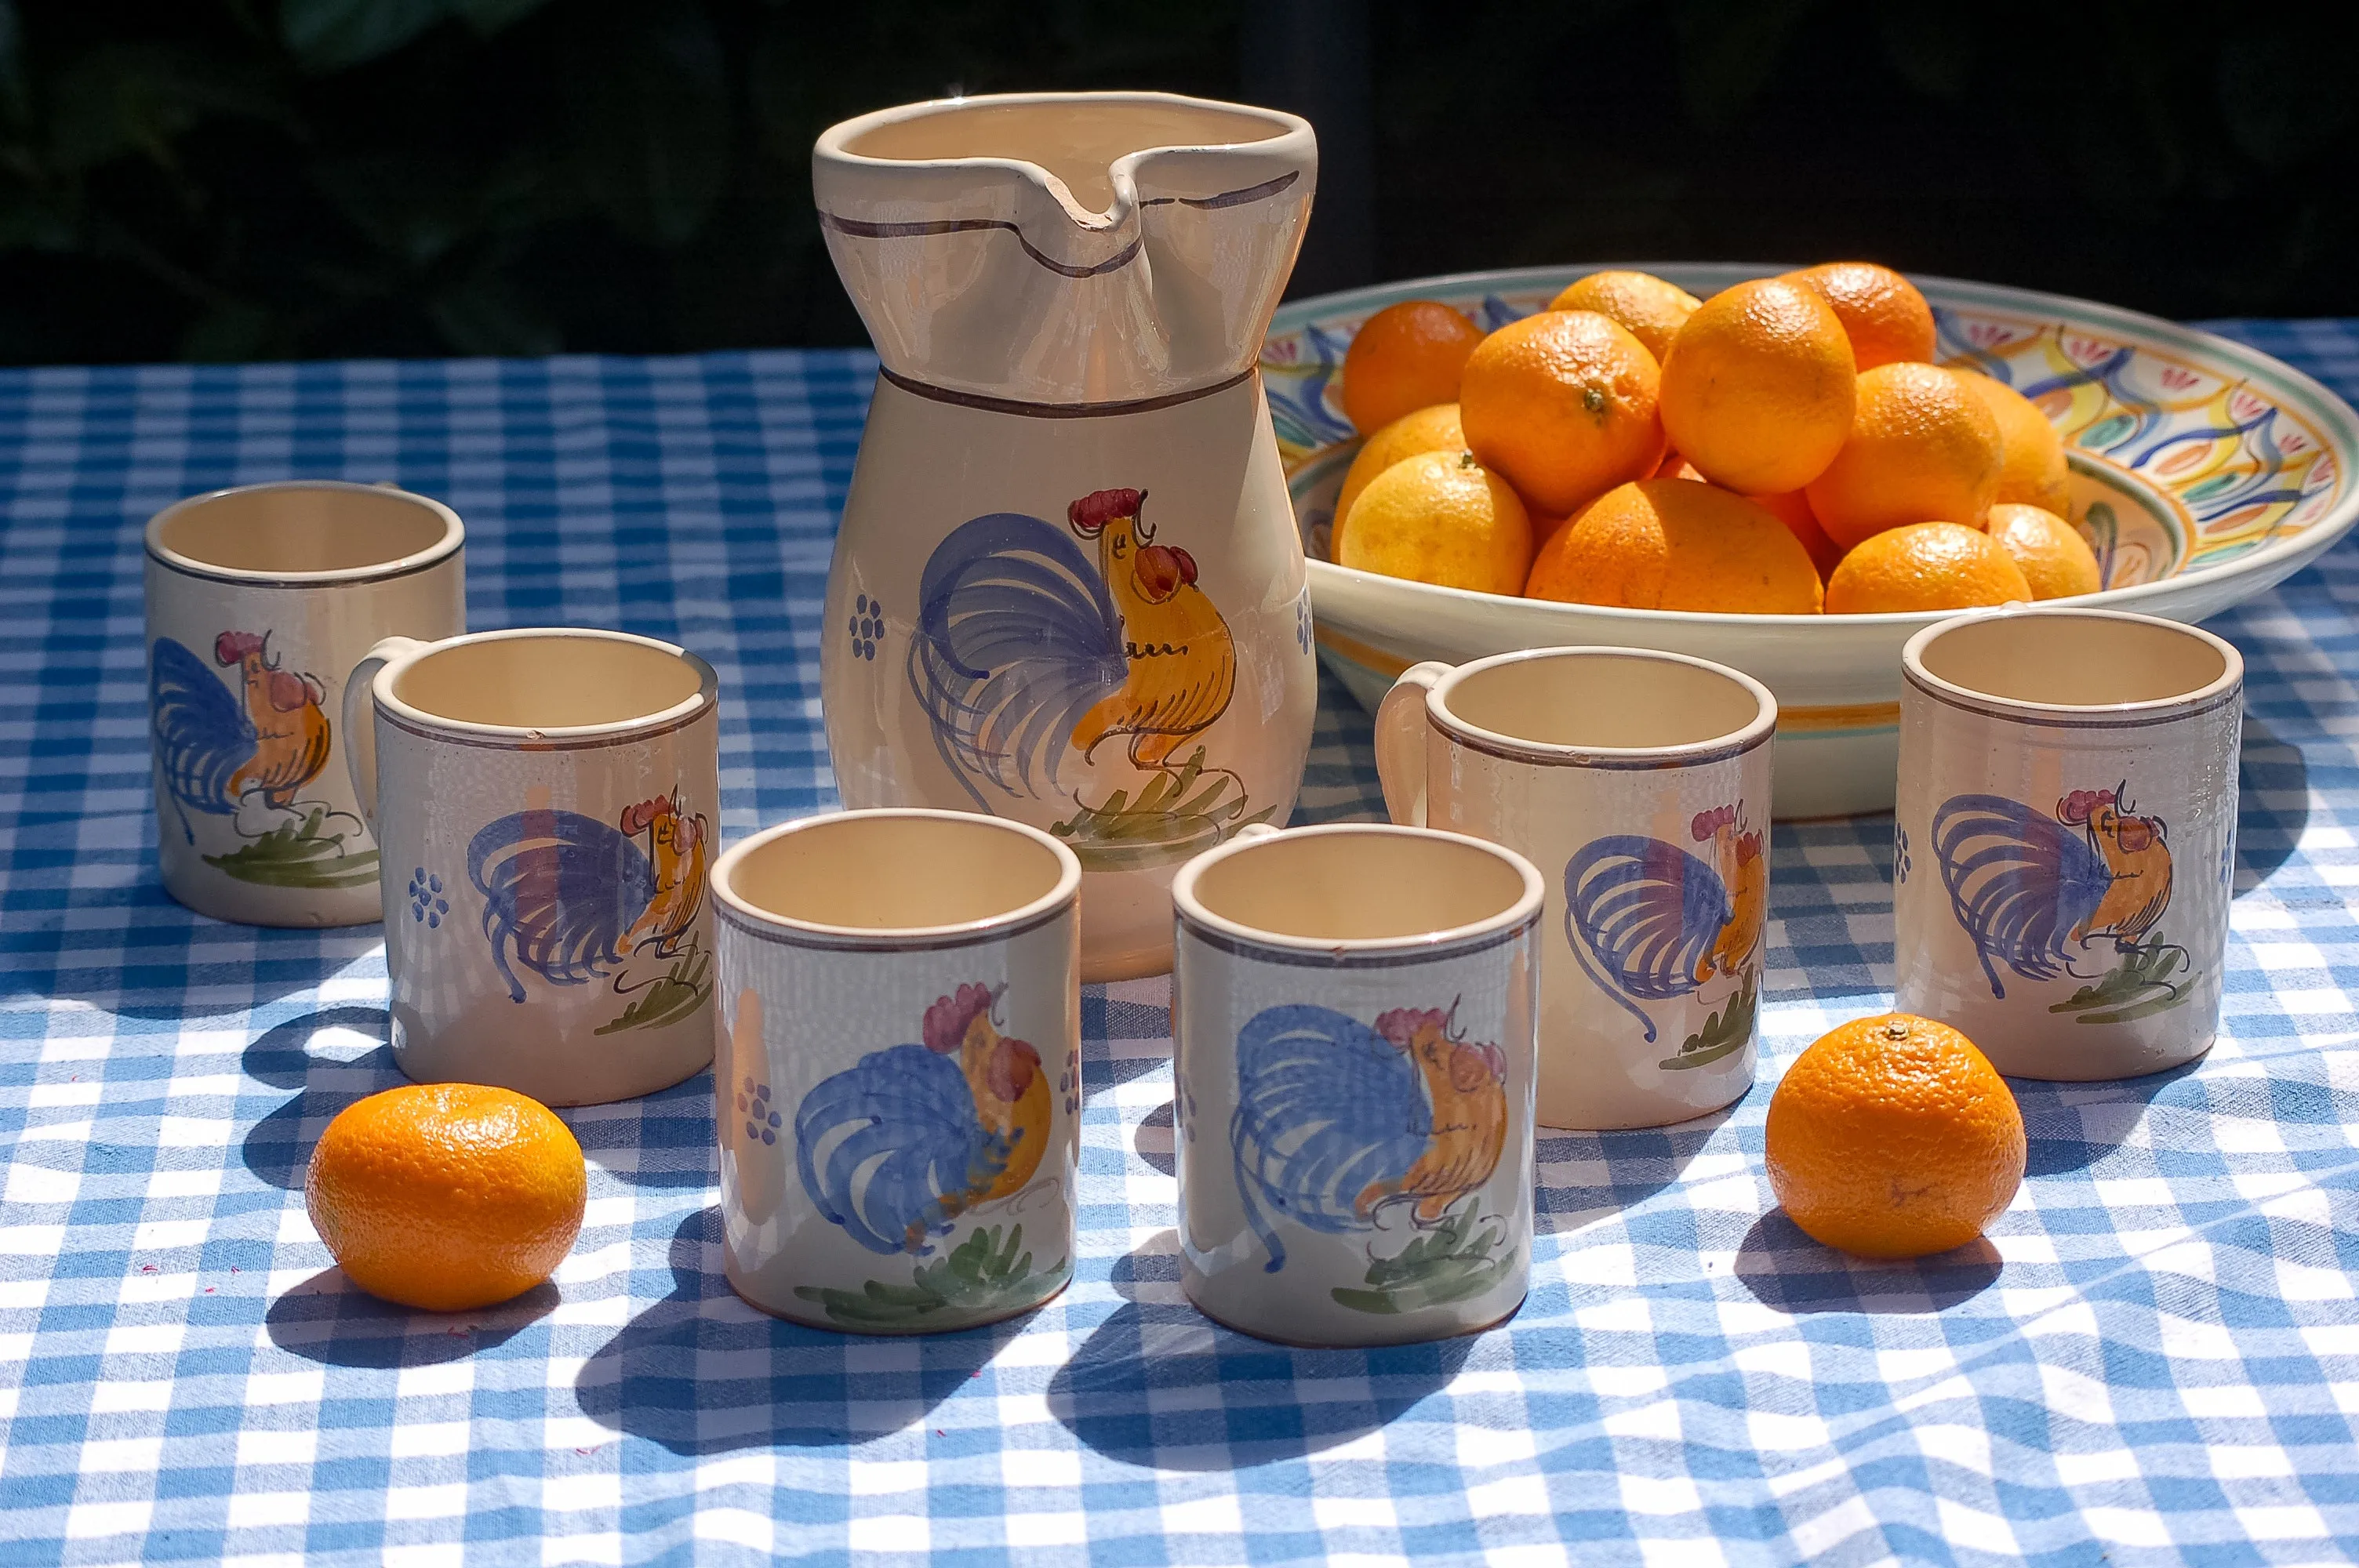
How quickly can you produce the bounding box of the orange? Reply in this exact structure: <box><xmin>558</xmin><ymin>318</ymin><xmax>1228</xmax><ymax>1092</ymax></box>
<box><xmin>1549</xmin><ymin>270</ymin><xmax>1701</xmax><ymax>362</ymax></box>
<box><xmin>1332</xmin><ymin>402</ymin><xmax>1466</xmax><ymax>559</ymax></box>
<box><xmin>1340</xmin><ymin>300</ymin><xmax>1483</xmax><ymax>435</ymax></box>
<box><xmin>1339</xmin><ymin>448</ymin><xmax>1533</xmax><ymax>595</ymax></box>
<box><xmin>1782</xmin><ymin>261</ymin><xmax>1937</xmax><ymax>370</ymax></box>
<box><xmin>1987</xmin><ymin>503</ymin><xmax>2101</xmax><ymax>600</ymax></box>
<box><xmin>1765</xmin><ymin>1013</ymin><xmax>2026</xmax><ymax>1258</ymax></box>
<box><xmin>1525</xmin><ymin>477</ymin><xmax>1822</xmax><ymax>614</ymax></box>
<box><xmin>305</xmin><ymin>1083</ymin><xmax>587</xmax><ymax>1312</ymax></box>
<box><xmin>1958</xmin><ymin>370</ymin><xmax>2073</xmax><ymax>517</ymax></box>
<box><xmin>1655</xmin><ymin>449</ymin><xmax>1703</xmax><ymax>481</ymax></box>
<box><xmin>1823</xmin><ymin>521</ymin><xmax>2033</xmax><ymax>614</ymax></box>
<box><xmin>1658</xmin><ymin>278</ymin><xmax>1856</xmax><ymax>495</ymax></box>
<box><xmin>1460</xmin><ymin>310</ymin><xmax>1665</xmax><ymax>516</ymax></box>
<box><xmin>1806</xmin><ymin>362</ymin><xmax>2005</xmax><ymax>549</ymax></box>
<box><xmin>1750</xmin><ymin>488</ymin><xmax>1845</xmax><ymax>581</ymax></box>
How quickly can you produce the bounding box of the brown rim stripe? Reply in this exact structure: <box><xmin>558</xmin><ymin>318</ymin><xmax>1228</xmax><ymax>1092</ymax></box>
<box><xmin>1903</xmin><ymin>669</ymin><xmax>2244</xmax><ymax>731</ymax></box>
<box><xmin>145</xmin><ymin>541</ymin><xmax>463</xmax><ymax>591</ymax></box>
<box><xmin>1433</xmin><ymin>717</ymin><xmax>1773</xmax><ymax>772</ymax></box>
<box><xmin>715</xmin><ymin>897</ymin><xmax>1073</xmax><ymax>953</ymax></box>
<box><xmin>878</xmin><ymin>365</ymin><xmax>1254</xmax><ymax>419</ymax></box>
<box><xmin>820</xmin><ymin>170</ymin><xmax>1298</xmax><ymax>281</ymax></box>
<box><xmin>1176</xmin><ymin>909</ymin><xmax>1539</xmax><ymax>969</ymax></box>
<box><xmin>376</xmin><ymin>700</ymin><xmax>714</xmax><ymax>753</ymax></box>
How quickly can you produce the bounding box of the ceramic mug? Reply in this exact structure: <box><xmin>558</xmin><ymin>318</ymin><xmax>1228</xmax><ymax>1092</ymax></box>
<box><xmin>1171</xmin><ymin>822</ymin><xmax>1543</xmax><ymax>1347</ymax></box>
<box><xmin>145</xmin><ymin>481</ymin><xmax>464</xmax><ymax>926</ymax></box>
<box><xmin>1376</xmin><ymin>647</ymin><xmax>1778</xmax><ymax>1131</ymax></box>
<box><xmin>343</xmin><ymin>628</ymin><xmax>721</xmax><ymax>1106</ymax></box>
<box><xmin>1895</xmin><ymin>607</ymin><xmax>2244</xmax><ymax>1080</ymax></box>
<box><xmin>711</xmin><ymin>809</ymin><xmax>1083</xmax><ymax>1333</ymax></box>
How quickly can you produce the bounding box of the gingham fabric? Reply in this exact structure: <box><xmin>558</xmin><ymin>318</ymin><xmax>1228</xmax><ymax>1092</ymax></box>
<box><xmin>3</xmin><ymin>325</ymin><xmax>2357</xmax><ymax>1568</ymax></box>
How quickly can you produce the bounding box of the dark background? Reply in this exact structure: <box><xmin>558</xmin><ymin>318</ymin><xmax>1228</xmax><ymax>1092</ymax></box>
<box><xmin>4</xmin><ymin>0</ymin><xmax>2354</xmax><ymax>366</ymax></box>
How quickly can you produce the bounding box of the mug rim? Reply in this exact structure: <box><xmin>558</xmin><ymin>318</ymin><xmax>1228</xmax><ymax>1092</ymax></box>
<box><xmin>1170</xmin><ymin>822</ymin><xmax>1546</xmax><ymax>960</ymax></box>
<box><xmin>711</xmin><ymin>808</ymin><xmax>1083</xmax><ymax>949</ymax></box>
<box><xmin>145</xmin><ymin>480</ymin><xmax>465</xmax><ymax>588</ymax></box>
<box><xmin>372</xmin><ymin>627</ymin><xmax>718</xmax><ymax>746</ymax></box>
<box><xmin>1902</xmin><ymin>606</ymin><xmax>2245</xmax><ymax>724</ymax></box>
<box><xmin>1423</xmin><ymin>645</ymin><xmax>1779</xmax><ymax>767</ymax></box>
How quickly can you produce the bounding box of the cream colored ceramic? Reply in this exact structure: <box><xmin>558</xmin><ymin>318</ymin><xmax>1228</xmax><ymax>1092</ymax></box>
<box><xmin>1894</xmin><ymin>608</ymin><xmax>2242</xmax><ymax>1080</ymax></box>
<box><xmin>343</xmin><ymin>629</ymin><xmax>720</xmax><ymax>1106</ymax></box>
<box><xmin>814</xmin><ymin>92</ymin><xmax>1321</xmax><ymax>982</ymax></box>
<box><xmin>1378</xmin><ymin>648</ymin><xmax>1776</xmax><ymax>1131</ymax></box>
<box><xmin>711</xmin><ymin>809</ymin><xmax>1082</xmax><ymax>1334</ymax></box>
<box><xmin>1171</xmin><ymin>822</ymin><xmax>1541</xmax><ymax>1347</ymax></box>
<box><xmin>144</xmin><ymin>481</ymin><xmax>463</xmax><ymax>926</ymax></box>
<box><xmin>1274</xmin><ymin>263</ymin><xmax>2359</xmax><ymax>821</ymax></box>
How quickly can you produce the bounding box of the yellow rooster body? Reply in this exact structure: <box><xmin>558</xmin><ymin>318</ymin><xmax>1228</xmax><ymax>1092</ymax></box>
<box><xmin>1067</xmin><ymin>491</ymin><xmax>1235</xmax><ymax>771</ymax></box>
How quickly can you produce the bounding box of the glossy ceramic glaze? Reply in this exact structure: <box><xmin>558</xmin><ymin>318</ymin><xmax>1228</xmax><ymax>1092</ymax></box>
<box><xmin>144</xmin><ymin>481</ymin><xmax>463</xmax><ymax>926</ymax></box>
<box><xmin>1270</xmin><ymin>263</ymin><xmax>2359</xmax><ymax>819</ymax></box>
<box><xmin>1171</xmin><ymin>822</ymin><xmax>1541</xmax><ymax>1346</ymax></box>
<box><xmin>814</xmin><ymin>92</ymin><xmax>1321</xmax><ymax>982</ymax></box>
<box><xmin>346</xmin><ymin>629</ymin><xmax>721</xmax><ymax>1106</ymax></box>
<box><xmin>711</xmin><ymin>810</ymin><xmax>1083</xmax><ymax>1334</ymax></box>
<box><xmin>1893</xmin><ymin>608</ymin><xmax>2241</xmax><ymax>1080</ymax></box>
<box><xmin>1377</xmin><ymin>648</ymin><xmax>1775</xmax><ymax>1129</ymax></box>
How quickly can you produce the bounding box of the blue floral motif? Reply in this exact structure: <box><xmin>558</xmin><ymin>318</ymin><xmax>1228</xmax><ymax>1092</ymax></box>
<box><xmin>1893</xmin><ymin>825</ymin><xmax>1912</xmax><ymax>884</ymax></box>
<box><xmin>847</xmin><ymin>591</ymin><xmax>885</xmax><ymax>662</ymax></box>
<box><xmin>735</xmin><ymin>1075</ymin><xmax>780</xmax><ymax>1146</ymax></box>
<box><xmin>407</xmin><ymin>867</ymin><xmax>448</xmax><ymax>927</ymax></box>
<box><xmin>1295</xmin><ymin>592</ymin><xmax>1313</xmax><ymax>654</ymax></box>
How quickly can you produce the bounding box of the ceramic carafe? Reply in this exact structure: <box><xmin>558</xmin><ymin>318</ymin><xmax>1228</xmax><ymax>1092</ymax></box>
<box><xmin>814</xmin><ymin>92</ymin><xmax>1321</xmax><ymax>981</ymax></box>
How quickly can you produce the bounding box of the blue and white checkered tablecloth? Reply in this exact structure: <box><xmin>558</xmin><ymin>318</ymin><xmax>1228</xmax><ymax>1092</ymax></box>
<box><xmin>3</xmin><ymin>322</ymin><xmax>2359</xmax><ymax>1567</ymax></box>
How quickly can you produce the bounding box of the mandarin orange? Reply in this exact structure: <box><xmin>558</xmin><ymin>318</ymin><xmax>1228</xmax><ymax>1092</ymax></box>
<box><xmin>1959</xmin><ymin>369</ymin><xmax>2074</xmax><ymax>517</ymax></box>
<box><xmin>1525</xmin><ymin>477</ymin><xmax>1821</xmax><ymax>614</ymax></box>
<box><xmin>1658</xmin><ymin>278</ymin><xmax>1856</xmax><ymax>495</ymax></box>
<box><xmin>1765</xmin><ymin>1013</ymin><xmax>2026</xmax><ymax>1258</ymax></box>
<box><xmin>1986</xmin><ymin>502</ymin><xmax>2102</xmax><ymax>600</ymax></box>
<box><xmin>1750</xmin><ymin>488</ymin><xmax>1845</xmax><ymax>581</ymax></box>
<box><xmin>1332</xmin><ymin>402</ymin><xmax>1466</xmax><ymax>559</ymax></box>
<box><xmin>1823</xmin><ymin>521</ymin><xmax>2032</xmax><ymax>614</ymax></box>
<box><xmin>1339</xmin><ymin>448</ymin><xmax>1532</xmax><ymax>594</ymax></box>
<box><xmin>1781</xmin><ymin>261</ymin><xmax>1937</xmax><ymax>370</ymax></box>
<box><xmin>1340</xmin><ymin>300</ymin><xmax>1483</xmax><ymax>435</ymax></box>
<box><xmin>305</xmin><ymin>1083</ymin><xmax>586</xmax><ymax>1312</ymax></box>
<box><xmin>1460</xmin><ymin>310</ymin><xmax>1665</xmax><ymax>516</ymax></box>
<box><xmin>1549</xmin><ymin>270</ymin><xmax>1701</xmax><ymax>362</ymax></box>
<box><xmin>1806</xmin><ymin>362</ymin><xmax>2005</xmax><ymax>549</ymax></box>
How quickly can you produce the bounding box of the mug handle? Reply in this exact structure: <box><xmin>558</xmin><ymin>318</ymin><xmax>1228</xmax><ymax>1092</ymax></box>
<box><xmin>1374</xmin><ymin>661</ymin><xmax>1453</xmax><ymax>828</ymax></box>
<box><xmin>342</xmin><ymin>636</ymin><xmax>424</xmax><ymax>837</ymax></box>
<box><xmin>1230</xmin><ymin>822</ymin><xmax>1283</xmax><ymax>845</ymax></box>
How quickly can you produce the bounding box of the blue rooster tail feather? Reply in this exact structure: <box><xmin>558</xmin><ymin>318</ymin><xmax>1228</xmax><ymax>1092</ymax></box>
<box><xmin>1562</xmin><ymin>903</ymin><xmax>1662</xmax><ymax>1043</ymax></box>
<box><xmin>149</xmin><ymin>637</ymin><xmax>255</xmax><ymax>821</ymax></box>
<box><xmin>907</xmin><ymin>513</ymin><xmax>1126</xmax><ymax>805</ymax></box>
<box><xmin>1930</xmin><ymin>794</ymin><xmax>2113</xmax><ymax>1000</ymax></box>
<box><xmin>466</xmin><ymin>809</ymin><xmax>656</xmax><ymax>1003</ymax></box>
<box><xmin>792</xmin><ymin>1044</ymin><xmax>996</xmax><ymax>1256</ymax></box>
<box><xmin>1561</xmin><ymin>835</ymin><xmax>1729</xmax><ymax>1043</ymax></box>
<box><xmin>1230</xmin><ymin>1004</ymin><xmax>1429</xmax><ymax>1274</ymax></box>
<box><xmin>1228</xmin><ymin>1098</ymin><xmax>1289</xmax><ymax>1273</ymax></box>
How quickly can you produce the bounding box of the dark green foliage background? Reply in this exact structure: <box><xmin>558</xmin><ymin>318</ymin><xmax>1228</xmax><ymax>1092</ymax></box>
<box><xmin>1</xmin><ymin>1</ymin><xmax>2351</xmax><ymax>365</ymax></box>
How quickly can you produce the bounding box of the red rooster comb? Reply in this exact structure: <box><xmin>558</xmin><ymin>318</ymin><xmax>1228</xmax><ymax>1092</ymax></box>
<box><xmin>1067</xmin><ymin>488</ymin><xmax>1145</xmax><ymax>539</ymax></box>
<box><xmin>1732</xmin><ymin>829</ymin><xmax>1765</xmax><ymax>866</ymax></box>
<box><xmin>214</xmin><ymin>631</ymin><xmax>267</xmax><ymax>665</ymax></box>
<box><xmin>1374</xmin><ymin>1007</ymin><xmax>1448</xmax><ymax>1049</ymax></box>
<box><xmin>2058</xmin><ymin>788</ymin><xmax>2117</xmax><ymax>826</ymax></box>
<box><xmin>923</xmin><ymin>982</ymin><xmax>998</xmax><ymax>1054</ymax></box>
<box><xmin>618</xmin><ymin>794</ymin><xmax>677</xmax><ymax>837</ymax></box>
<box><xmin>1692</xmin><ymin>804</ymin><xmax>1738</xmax><ymax>842</ymax></box>
<box><xmin>1448</xmin><ymin>1040</ymin><xmax>1508</xmax><ymax>1093</ymax></box>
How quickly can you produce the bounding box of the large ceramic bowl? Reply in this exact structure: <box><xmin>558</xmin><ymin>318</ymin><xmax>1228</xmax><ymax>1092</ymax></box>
<box><xmin>1268</xmin><ymin>263</ymin><xmax>2359</xmax><ymax>817</ymax></box>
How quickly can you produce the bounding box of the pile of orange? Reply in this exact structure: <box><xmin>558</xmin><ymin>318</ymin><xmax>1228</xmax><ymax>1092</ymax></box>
<box><xmin>1330</xmin><ymin>263</ymin><xmax>2100</xmax><ymax>615</ymax></box>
